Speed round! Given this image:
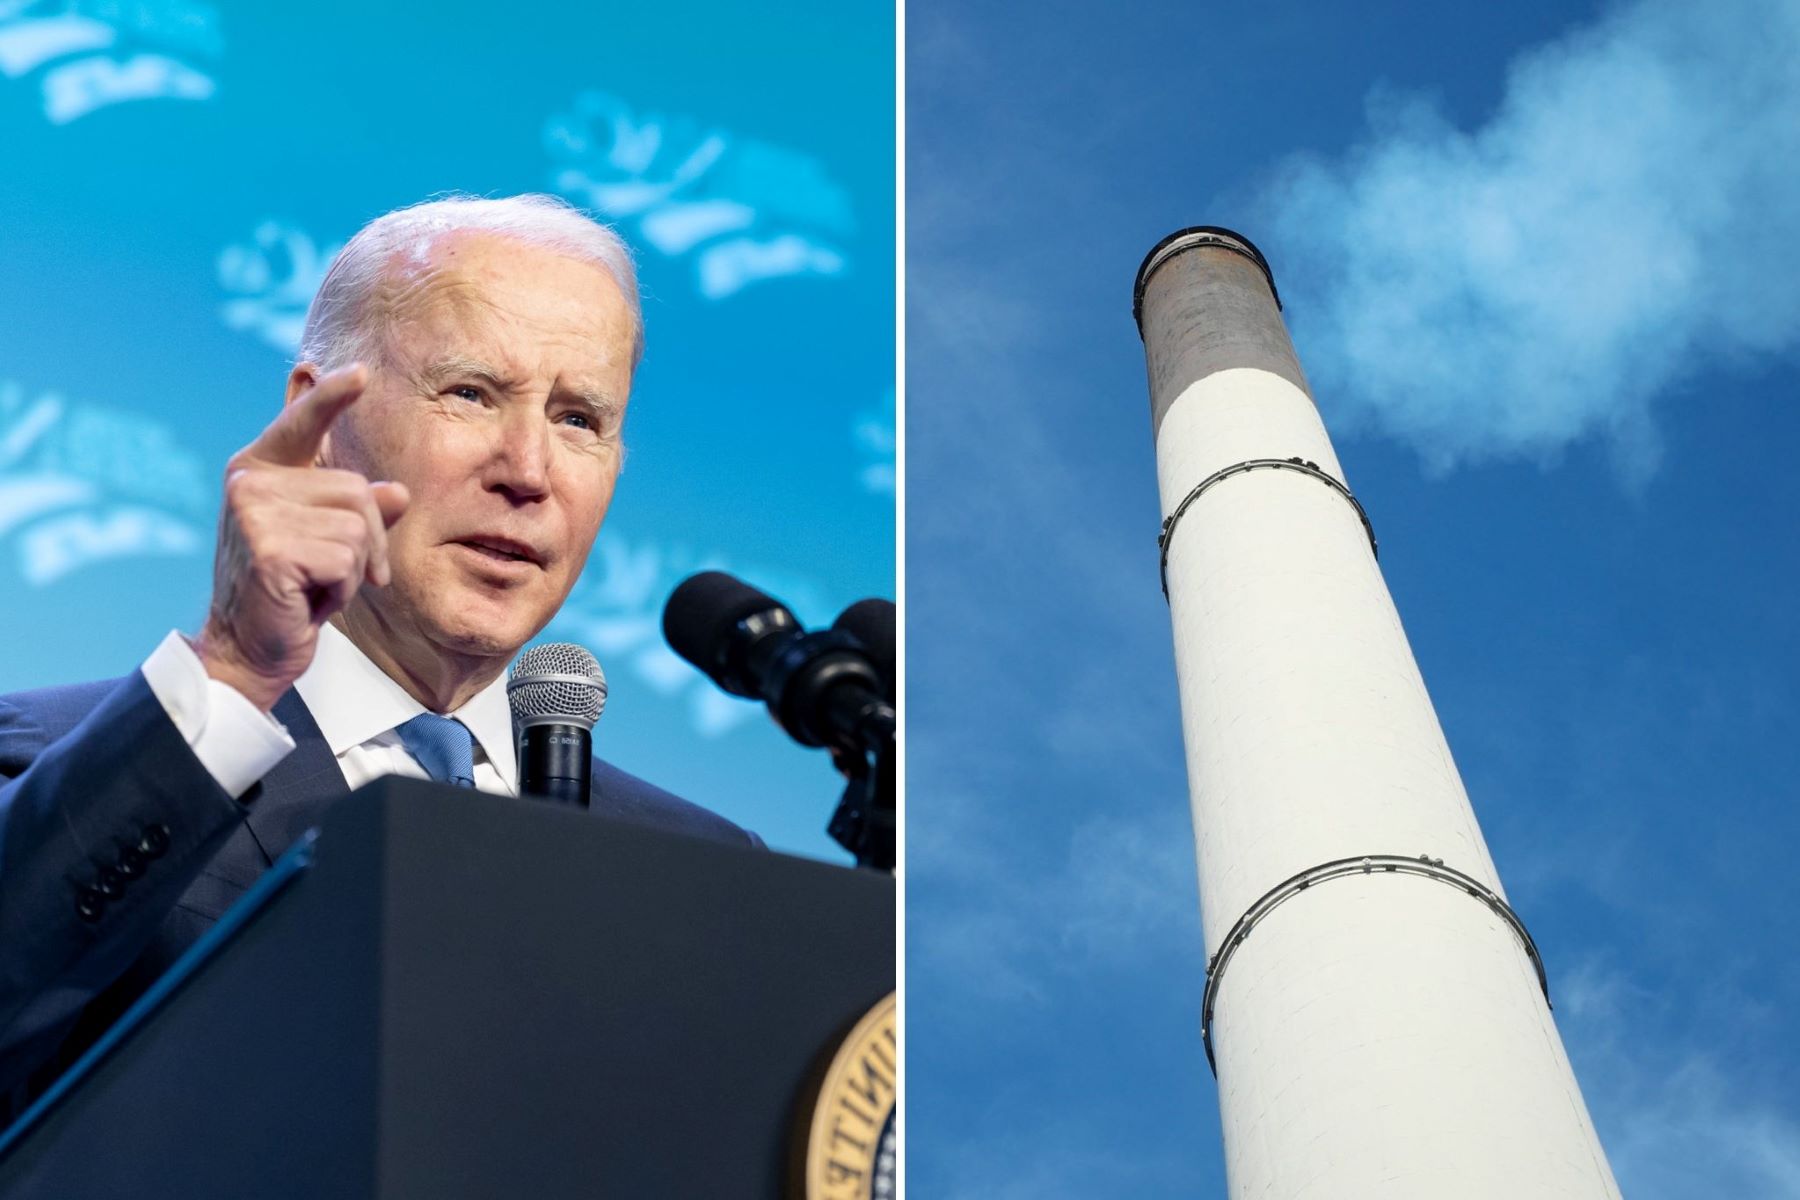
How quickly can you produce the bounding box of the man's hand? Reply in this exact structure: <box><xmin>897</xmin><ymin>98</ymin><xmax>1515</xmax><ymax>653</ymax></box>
<box><xmin>194</xmin><ymin>366</ymin><xmax>410</xmax><ymax>712</ymax></box>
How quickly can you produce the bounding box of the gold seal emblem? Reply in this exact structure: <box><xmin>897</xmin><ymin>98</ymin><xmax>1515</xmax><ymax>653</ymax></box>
<box><xmin>795</xmin><ymin>992</ymin><xmax>897</xmax><ymax>1200</ymax></box>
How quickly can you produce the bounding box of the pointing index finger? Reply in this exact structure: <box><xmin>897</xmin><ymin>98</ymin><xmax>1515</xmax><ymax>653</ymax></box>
<box><xmin>248</xmin><ymin>365</ymin><xmax>369</xmax><ymax>467</ymax></box>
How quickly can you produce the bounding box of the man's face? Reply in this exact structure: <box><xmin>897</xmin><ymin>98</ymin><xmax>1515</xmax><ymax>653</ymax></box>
<box><xmin>320</xmin><ymin>232</ymin><xmax>635</xmax><ymax>662</ymax></box>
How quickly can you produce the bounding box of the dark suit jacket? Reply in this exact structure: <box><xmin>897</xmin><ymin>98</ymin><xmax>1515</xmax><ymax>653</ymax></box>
<box><xmin>0</xmin><ymin>670</ymin><xmax>757</xmax><ymax>1121</ymax></box>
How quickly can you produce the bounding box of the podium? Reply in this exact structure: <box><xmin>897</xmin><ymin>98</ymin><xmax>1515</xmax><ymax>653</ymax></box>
<box><xmin>0</xmin><ymin>778</ymin><xmax>895</xmax><ymax>1198</ymax></box>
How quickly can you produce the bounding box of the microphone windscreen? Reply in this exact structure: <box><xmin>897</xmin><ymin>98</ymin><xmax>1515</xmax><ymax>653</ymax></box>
<box><xmin>832</xmin><ymin>598</ymin><xmax>895</xmax><ymax>701</ymax></box>
<box><xmin>508</xmin><ymin>642</ymin><xmax>607</xmax><ymax>729</ymax></box>
<box><xmin>661</xmin><ymin>571</ymin><xmax>786</xmax><ymax>672</ymax></box>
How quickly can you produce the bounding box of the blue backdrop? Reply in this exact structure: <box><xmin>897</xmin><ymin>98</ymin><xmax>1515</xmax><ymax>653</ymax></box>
<box><xmin>0</xmin><ymin>1</ymin><xmax>895</xmax><ymax>861</ymax></box>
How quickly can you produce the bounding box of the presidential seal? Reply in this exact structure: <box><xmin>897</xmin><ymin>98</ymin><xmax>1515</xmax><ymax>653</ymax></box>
<box><xmin>795</xmin><ymin>992</ymin><xmax>896</xmax><ymax>1200</ymax></box>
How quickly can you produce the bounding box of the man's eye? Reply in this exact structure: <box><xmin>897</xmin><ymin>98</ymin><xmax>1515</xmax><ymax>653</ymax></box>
<box><xmin>560</xmin><ymin>412</ymin><xmax>595</xmax><ymax>431</ymax></box>
<box><xmin>450</xmin><ymin>385</ymin><xmax>483</xmax><ymax>402</ymax></box>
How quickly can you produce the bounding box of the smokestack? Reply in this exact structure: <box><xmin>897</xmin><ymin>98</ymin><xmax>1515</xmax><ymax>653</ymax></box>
<box><xmin>1134</xmin><ymin>227</ymin><xmax>1620</xmax><ymax>1197</ymax></box>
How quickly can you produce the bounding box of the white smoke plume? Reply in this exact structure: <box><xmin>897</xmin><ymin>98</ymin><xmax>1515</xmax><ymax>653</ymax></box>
<box><xmin>1260</xmin><ymin>0</ymin><xmax>1800</xmax><ymax>484</ymax></box>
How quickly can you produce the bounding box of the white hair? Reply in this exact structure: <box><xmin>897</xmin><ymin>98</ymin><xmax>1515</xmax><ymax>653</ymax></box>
<box><xmin>297</xmin><ymin>193</ymin><xmax>643</xmax><ymax>373</ymax></box>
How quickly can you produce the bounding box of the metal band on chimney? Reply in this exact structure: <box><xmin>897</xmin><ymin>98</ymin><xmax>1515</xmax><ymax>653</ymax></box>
<box><xmin>1197</xmin><ymin>854</ymin><xmax>1551</xmax><ymax>1075</ymax></box>
<box><xmin>1158</xmin><ymin>457</ymin><xmax>1377</xmax><ymax>599</ymax></box>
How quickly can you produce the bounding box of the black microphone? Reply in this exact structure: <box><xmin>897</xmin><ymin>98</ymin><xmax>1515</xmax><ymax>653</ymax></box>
<box><xmin>664</xmin><ymin>572</ymin><xmax>895</xmax><ymax>870</ymax></box>
<box><xmin>662</xmin><ymin>571</ymin><xmax>890</xmax><ymax>756</ymax></box>
<box><xmin>507</xmin><ymin>642</ymin><xmax>607</xmax><ymax>808</ymax></box>
<box><xmin>832</xmin><ymin>598</ymin><xmax>895</xmax><ymax>703</ymax></box>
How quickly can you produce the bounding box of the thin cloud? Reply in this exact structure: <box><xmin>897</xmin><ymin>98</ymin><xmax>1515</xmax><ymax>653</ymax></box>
<box><xmin>1258</xmin><ymin>0</ymin><xmax>1800</xmax><ymax>485</ymax></box>
<box><xmin>908</xmin><ymin>784</ymin><xmax>1201</xmax><ymax>1017</ymax></box>
<box><xmin>1560</xmin><ymin>955</ymin><xmax>1800</xmax><ymax>1198</ymax></box>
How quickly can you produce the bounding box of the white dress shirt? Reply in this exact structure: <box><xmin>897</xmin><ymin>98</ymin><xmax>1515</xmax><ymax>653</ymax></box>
<box><xmin>141</xmin><ymin>624</ymin><xmax>518</xmax><ymax>799</ymax></box>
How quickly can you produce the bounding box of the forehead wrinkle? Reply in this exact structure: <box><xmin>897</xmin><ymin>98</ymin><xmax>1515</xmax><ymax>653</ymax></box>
<box><xmin>365</xmin><ymin>236</ymin><xmax>634</xmax><ymax>406</ymax></box>
<box><xmin>366</xmin><ymin>251</ymin><xmax>503</xmax><ymax>366</ymax></box>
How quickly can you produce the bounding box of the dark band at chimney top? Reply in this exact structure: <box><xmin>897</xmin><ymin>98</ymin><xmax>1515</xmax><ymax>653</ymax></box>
<box><xmin>1132</xmin><ymin>226</ymin><xmax>1282</xmax><ymax>332</ymax></box>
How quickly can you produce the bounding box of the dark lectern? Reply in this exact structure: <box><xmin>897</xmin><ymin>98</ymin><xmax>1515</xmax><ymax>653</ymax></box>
<box><xmin>0</xmin><ymin>778</ymin><xmax>895</xmax><ymax>1198</ymax></box>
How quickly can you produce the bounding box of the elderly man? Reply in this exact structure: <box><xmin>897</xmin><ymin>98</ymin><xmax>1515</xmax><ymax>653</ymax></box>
<box><xmin>0</xmin><ymin>195</ymin><xmax>756</xmax><ymax>1117</ymax></box>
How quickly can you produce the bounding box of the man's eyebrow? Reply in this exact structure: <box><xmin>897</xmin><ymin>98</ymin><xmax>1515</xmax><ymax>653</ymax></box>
<box><xmin>419</xmin><ymin>356</ymin><xmax>622</xmax><ymax>416</ymax></box>
<box><xmin>419</xmin><ymin>355</ymin><xmax>521</xmax><ymax>391</ymax></box>
<box><xmin>560</xmin><ymin>382</ymin><xmax>623</xmax><ymax>416</ymax></box>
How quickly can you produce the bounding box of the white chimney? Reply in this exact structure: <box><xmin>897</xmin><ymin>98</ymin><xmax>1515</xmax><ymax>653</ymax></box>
<box><xmin>1134</xmin><ymin>227</ymin><xmax>1619</xmax><ymax>1198</ymax></box>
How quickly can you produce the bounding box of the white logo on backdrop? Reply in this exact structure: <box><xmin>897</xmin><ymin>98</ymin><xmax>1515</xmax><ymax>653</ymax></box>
<box><xmin>547</xmin><ymin>532</ymin><xmax>831</xmax><ymax>737</ymax></box>
<box><xmin>0</xmin><ymin>379</ymin><xmax>209</xmax><ymax>584</ymax></box>
<box><xmin>0</xmin><ymin>1</ymin><xmax>219</xmax><ymax>124</ymax></box>
<box><xmin>217</xmin><ymin>220</ymin><xmax>341</xmax><ymax>355</ymax></box>
<box><xmin>854</xmin><ymin>389</ymin><xmax>895</xmax><ymax>496</ymax></box>
<box><xmin>545</xmin><ymin>92</ymin><xmax>854</xmax><ymax>301</ymax></box>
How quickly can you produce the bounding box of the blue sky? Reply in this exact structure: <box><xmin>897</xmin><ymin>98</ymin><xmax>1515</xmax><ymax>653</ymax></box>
<box><xmin>906</xmin><ymin>0</ymin><xmax>1800</xmax><ymax>1195</ymax></box>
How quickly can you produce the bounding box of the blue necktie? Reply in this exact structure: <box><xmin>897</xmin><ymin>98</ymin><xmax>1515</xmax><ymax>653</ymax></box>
<box><xmin>395</xmin><ymin>713</ymin><xmax>476</xmax><ymax>788</ymax></box>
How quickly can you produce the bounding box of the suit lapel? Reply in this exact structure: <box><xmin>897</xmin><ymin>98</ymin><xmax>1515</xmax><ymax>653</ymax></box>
<box><xmin>240</xmin><ymin>689</ymin><xmax>350</xmax><ymax>866</ymax></box>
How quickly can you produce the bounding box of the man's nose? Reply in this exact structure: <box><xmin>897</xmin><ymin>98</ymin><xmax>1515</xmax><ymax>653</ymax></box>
<box><xmin>487</xmin><ymin>409</ymin><xmax>552</xmax><ymax>501</ymax></box>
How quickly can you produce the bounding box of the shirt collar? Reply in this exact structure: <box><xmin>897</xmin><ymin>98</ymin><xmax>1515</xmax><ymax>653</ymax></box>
<box><xmin>293</xmin><ymin>622</ymin><xmax>518</xmax><ymax>794</ymax></box>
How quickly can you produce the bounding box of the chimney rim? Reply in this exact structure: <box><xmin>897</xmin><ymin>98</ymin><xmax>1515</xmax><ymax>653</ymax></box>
<box><xmin>1132</xmin><ymin>226</ymin><xmax>1282</xmax><ymax>336</ymax></box>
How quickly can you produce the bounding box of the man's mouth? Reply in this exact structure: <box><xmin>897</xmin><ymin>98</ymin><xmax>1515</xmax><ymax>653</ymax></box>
<box><xmin>455</xmin><ymin>536</ymin><xmax>543</xmax><ymax>566</ymax></box>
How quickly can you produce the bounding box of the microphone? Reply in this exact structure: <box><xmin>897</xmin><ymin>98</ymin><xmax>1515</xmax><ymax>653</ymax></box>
<box><xmin>662</xmin><ymin>572</ymin><xmax>890</xmax><ymax>756</ymax></box>
<box><xmin>832</xmin><ymin>598</ymin><xmax>895</xmax><ymax>703</ymax></box>
<box><xmin>507</xmin><ymin>642</ymin><xmax>607</xmax><ymax>808</ymax></box>
<box><xmin>663</xmin><ymin>571</ymin><xmax>895</xmax><ymax>870</ymax></box>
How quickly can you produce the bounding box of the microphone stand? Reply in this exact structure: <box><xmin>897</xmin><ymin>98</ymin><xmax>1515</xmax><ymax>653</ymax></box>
<box><xmin>826</xmin><ymin>702</ymin><xmax>895</xmax><ymax>872</ymax></box>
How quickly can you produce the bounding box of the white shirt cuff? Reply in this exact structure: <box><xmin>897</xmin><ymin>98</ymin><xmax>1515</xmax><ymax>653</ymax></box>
<box><xmin>141</xmin><ymin>630</ymin><xmax>295</xmax><ymax>799</ymax></box>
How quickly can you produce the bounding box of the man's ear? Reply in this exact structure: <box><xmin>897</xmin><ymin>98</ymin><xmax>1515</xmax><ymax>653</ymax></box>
<box><xmin>285</xmin><ymin>363</ymin><xmax>321</xmax><ymax>406</ymax></box>
<box><xmin>285</xmin><ymin>363</ymin><xmax>328</xmax><ymax>464</ymax></box>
